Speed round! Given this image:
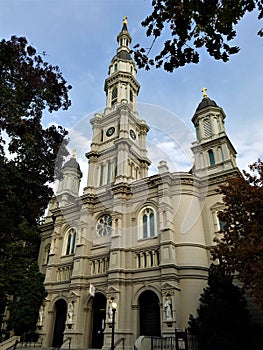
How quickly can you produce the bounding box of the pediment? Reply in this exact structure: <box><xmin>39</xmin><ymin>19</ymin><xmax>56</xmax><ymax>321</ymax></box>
<box><xmin>107</xmin><ymin>286</ymin><xmax>120</xmax><ymax>294</ymax></box>
<box><xmin>161</xmin><ymin>282</ymin><xmax>175</xmax><ymax>290</ymax></box>
<box><xmin>210</xmin><ymin>202</ymin><xmax>224</xmax><ymax>211</ymax></box>
<box><xmin>69</xmin><ymin>290</ymin><xmax>80</xmax><ymax>299</ymax></box>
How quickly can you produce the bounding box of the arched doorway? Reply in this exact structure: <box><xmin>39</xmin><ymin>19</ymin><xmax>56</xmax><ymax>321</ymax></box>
<box><xmin>139</xmin><ymin>290</ymin><xmax>161</xmax><ymax>336</ymax></box>
<box><xmin>52</xmin><ymin>299</ymin><xmax>67</xmax><ymax>348</ymax></box>
<box><xmin>91</xmin><ymin>293</ymin><xmax>107</xmax><ymax>349</ymax></box>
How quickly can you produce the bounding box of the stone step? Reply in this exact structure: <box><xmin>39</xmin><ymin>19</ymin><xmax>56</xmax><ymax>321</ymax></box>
<box><xmin>17</xmin><ymin>348</ymin><xmax>101</xmax><ymax>350</ymax></box>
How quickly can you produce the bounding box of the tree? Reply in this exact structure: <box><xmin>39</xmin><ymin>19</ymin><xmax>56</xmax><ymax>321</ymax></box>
<box><xmin>133</xmin><ymin>0</ymin><xmax>263</xmax><ymax>72</ymax></box>
<box><xmin>0</xmin><ymin>36</ymin><xmax>71</xmax><ymax>335</ymax></box>
<box><xmin>188</xmin><ymin>264</ymin><xmax>258</xmax><ymax>350</ymax></box>
<box><xmin>212</xmin><ymin>160</ymin><xmax>263</xmax><ymax>308</ymax></box>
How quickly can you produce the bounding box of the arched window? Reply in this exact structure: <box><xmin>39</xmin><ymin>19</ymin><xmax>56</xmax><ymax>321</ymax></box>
<box><xmin>44</xmin><ymin>243</ymin><xmax>51</xmax><ymax>265</ymax></box>
<box><xmin>107</xmin><ymin>161</ymin><xmax>111</xmax><ymax>184</ymax></box>
<box><xmin>65</xmin><ymin>228</ymin><xmax>77</xmax><ymax>255</ymax></box>
<box><xmin>130</xmin><ymin>90</ymin><xmax>133</xmax><ymax>102</ymax></box>
<box><xmin>203</xmin><ymin>118</ymin><xmax>212</xmax><ymax>138</ymax></box>
<box><xmin>111</xmin><ymin>87</ymin><xmax>117</xmax><ymax>106</ymax></box>
<box><xmin>99</xmin><ymin>164</ymin><xmax>104</xmax><ymax>186</ymax></box>
<box><xmin>211</xmin><ymin>203</ymin><xmax>225</xmax><ymax>233</ymax></box>
<box><xmin>140</xmin><ymin>207</ymin><xmax>156</xmax><ymax>239</ymax></box>
<box><xmin>217</xmin><ymin>213</ymin><xmax>226</xmax><ymax>231</ymax></box>
<box><xmin>208</xmin><ymin>149</ymin><xmax>215</xmax><ymax>166</ymax></box>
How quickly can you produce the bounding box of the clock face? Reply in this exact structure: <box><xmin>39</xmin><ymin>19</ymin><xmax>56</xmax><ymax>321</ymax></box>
<box><xmin>106</xmin><ymin>126</ymin><xmax>115</xmax><ymax>137</ymax></box>
<box><xmin>130</xmin><ymin>129</ymin><xmax>136</xmax><ymax>140</ymax></box>
<box><xmin>96</xmin><ymin>215</ymin><xmax>112</xmax><ymax>237</ymax></box>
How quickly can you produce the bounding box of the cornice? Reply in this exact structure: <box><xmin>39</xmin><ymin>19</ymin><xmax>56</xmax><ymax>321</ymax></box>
<box><xmin>104</xmin><ymin>72</ymin><xmax>140</xmax><ymax>91</ymax></box>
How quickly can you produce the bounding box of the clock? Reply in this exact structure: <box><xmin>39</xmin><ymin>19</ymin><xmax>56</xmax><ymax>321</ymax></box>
<box><xmin>106</xmin><ymin>127</ymin><xmax>115</xmax><ymax>137</ymax></box>
<box><xmin>130</xmin><ymin>129</ymin><xmax>136</xmax><ymax>140</ymax></box>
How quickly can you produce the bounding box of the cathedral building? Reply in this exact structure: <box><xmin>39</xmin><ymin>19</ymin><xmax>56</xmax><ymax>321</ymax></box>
<box><xmin>37</xmin><ymin>19</ymin><xmax>240</xmax><ymax>350</ymax></box>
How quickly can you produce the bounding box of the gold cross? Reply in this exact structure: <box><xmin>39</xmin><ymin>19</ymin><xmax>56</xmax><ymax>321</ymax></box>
<box><xmin>123</xmin><ymin>16</ymin><xmax>128</xmax><ymax>25</ymax></box>
<box><xmin>201</xmin><ymin>87</ymin><xmax>208</xmax><ymax>98</ymax></box>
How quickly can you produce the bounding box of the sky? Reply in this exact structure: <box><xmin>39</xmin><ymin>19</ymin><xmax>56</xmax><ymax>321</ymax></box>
<box><xmin>1</xmin><ymin>0</ymin><xmax>262</xmax><ymax>189</ymax></box>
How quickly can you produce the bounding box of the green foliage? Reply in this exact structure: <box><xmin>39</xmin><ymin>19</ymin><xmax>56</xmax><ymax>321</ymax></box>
<box><xmin>188</xmin><ymin>264</ymin><xmax>257</xmax><ymax>350</ymax></box>
<box><xmin>5</xmin><ymin>261</ymin><xmax>47</xmax><ymax>335</ymax></box>
<box><xmin>133</xmin><ymin>0</ymin><xmax>263</xmax><ymax>72</ymax></box>
<box><xmin>212</xmin><ymin>160</ymin><xmax>263</xmax><ymax>308</ymax></box>
<box><xmin>0</xmin><ymin>36</ymin><xmax>71</xmax><ymax>335</ymax></box>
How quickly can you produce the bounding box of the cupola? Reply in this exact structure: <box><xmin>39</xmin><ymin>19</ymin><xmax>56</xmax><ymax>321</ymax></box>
<box><xmin>57</xmin><ymin>151</ymin><xmax>82</xmax><ymax>203</ymax></box>
<box><xmin>104</xmin><ymin>17</ymin><xmax>140</xmax><ymax>110</ymax></box>
<box><xmin>191</xmin><ymin>88</ymin><xmax>237</xmax><ymax>177</ymax></box>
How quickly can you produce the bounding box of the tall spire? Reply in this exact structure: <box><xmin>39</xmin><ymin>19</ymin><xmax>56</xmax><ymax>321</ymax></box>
<box><xmin>85</xmin><ymin>19</ymin><xmax>150</xmax><ymax>192</ymax></box>
<box><xmin>104</xmin><ymin>17</ymin><xmax>140</xmax><ymax>110</ymax></box>
<box><xmin>116</xmin><ymin>16</ymin><xmax>131</xmax><ymax>54</ymax></box>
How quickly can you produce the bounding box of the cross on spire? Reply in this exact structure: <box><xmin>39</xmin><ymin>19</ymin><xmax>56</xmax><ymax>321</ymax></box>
<box><xmin>201</xmin><ymin>87</ymin><xmax>208</xmax><ymax>98</ymax></box>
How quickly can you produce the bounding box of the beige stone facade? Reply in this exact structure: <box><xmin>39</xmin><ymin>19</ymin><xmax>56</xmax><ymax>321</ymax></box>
<box><xmin>37</xmin><ymin>22</ymin><xmax>240</xmax><ymax>349</ymax></box>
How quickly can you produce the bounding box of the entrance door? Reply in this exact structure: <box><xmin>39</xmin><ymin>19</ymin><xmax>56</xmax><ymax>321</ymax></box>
<box><xmin>139</xmin><ymin>290</ymin><xmax>161</xmax><ymax>336</ymax></box>
<box><xmin>91</xmin><ymin>293</ymin><xmax>107</xmax><ymax>349</ymax></box>
<box><xmin>52</xmin><ymin>299</ymin><xmax>67</xmax><ymax>348</ymax></box>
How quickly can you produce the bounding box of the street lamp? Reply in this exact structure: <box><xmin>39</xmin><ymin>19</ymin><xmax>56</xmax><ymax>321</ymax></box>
<box><xmin>110</xmin><ymin>301</ymin><xmax>117</xmax><ymax>350</ymax></box>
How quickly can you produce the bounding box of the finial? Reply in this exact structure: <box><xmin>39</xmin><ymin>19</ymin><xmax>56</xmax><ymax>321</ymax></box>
<box><xmin>201</xmin><ymin>87</ymin><xmax>208</xmax><ymax>98</ymax></box>
<box><xmin>123</xmin><ymin>16</ymin><xmax>128</xmax><ymax>25</ymax></box>
<box><xmin>72</xmin><ymin>149</ymin><xmax>76</xmax><ymax>158</ymax></box>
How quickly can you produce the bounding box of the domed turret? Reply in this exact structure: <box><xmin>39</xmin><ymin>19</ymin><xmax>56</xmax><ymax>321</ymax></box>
<box><xmin>56</xmin><ymin>151</ymin><xmax>82</xmax><ymax>204</ymax></box>
<box><xmin>191</xmin><ymin>88</ymin><xmax>237</xmax><ymax>177</ymax></box>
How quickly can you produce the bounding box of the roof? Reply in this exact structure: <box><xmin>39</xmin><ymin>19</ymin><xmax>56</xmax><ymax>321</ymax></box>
<box><xmin>63</xmin><ymin>157</ymin><xmax>81</xmax><ymax>171</ymax></box>
<box><xmin>196</xmin><ymin>97</ymin><xmax>218</xmax><ymax>111</ymax></box>
<box><xmin>112</xmin><ymin>50</ymin><xmax>132</xmax><ymax>62</ymax></box>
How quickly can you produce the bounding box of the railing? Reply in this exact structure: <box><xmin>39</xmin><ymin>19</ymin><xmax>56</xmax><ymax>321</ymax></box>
<box><xmin>57</xmin><ymin>337</ymin><xmax>71</xmax><ymax>350</ymax></box>
<box><xmin>151</xmin><ymin>336</ymin><xmax>175</xmax><ymax>350</ymax></box>
<box><xmin>135</xmin><ymin>330</ymin><xmax>199</xmax><ymax>350</ymax></box>
<box><xmin>108</xmin><ymin>337</ymin><xmax>125</xmax><ymax>350</ymax></box>
<box><xmin>113</xmin><ymin>337</ymin><xmax>125</xmax><ymax>350</ymax></box>
<box><xmin>19</xmin><ymin>333</ymin><xmax>40</xmax><ymax>348</ymax></box>
<box><xmin>4</xmin><ymin>338</ymin><xmax>20</xmax><ymax>350</ymax></box>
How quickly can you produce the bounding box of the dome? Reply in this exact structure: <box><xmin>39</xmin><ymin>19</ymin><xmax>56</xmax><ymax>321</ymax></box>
<box><xmin>196</xmin><ymin>97</ymin><xmax>218</xmax><ymax>111</ymax></box>
<box><xmin>63</xmin><ymin>157</ymin><xmax>81</xmax><ymax>171</ymax></box>
<box><xmin>111</xmin><ymin>50</ymin><xmax>132</xmax><ymax>62</ymax></box>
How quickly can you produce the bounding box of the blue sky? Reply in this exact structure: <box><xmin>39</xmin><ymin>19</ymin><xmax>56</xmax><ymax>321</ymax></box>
<box><xmin>1</xmin><ymin>0</ymin><xmax>262</xmax><ymax>183</ymax></box>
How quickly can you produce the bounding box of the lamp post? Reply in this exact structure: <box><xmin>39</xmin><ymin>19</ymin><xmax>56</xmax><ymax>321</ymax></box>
<box><xmin>110</xmin><ymin>301</ymin><xmax>117</xmax><ymax>350</ymax></box>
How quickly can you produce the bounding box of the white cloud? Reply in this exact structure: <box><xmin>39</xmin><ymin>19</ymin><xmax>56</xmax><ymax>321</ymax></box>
<box><xmin>234</xmin><ymin>119</ymin><xmax>263</xmax><ymax>170</ymax></box>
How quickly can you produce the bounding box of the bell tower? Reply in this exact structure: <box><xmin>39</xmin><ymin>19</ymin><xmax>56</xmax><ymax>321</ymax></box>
<box><xmin>191</xmin><ymin>88</ymin><xmax>237</xmax><ymax>177</ymax></box>
<box><xmin>104</xmin><ymin>16</ymin><xmax>140</xmax><ymax>110</ymax></box>
<box><xmin>85</xmin><ymin>18</ymin><xmax>151</xmax><ymax>193</ymax></box>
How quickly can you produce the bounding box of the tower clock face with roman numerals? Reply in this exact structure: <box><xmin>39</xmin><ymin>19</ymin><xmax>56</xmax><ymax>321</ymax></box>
<box><xmin>130</xmin><ymin>129</ymin><xmax>136</xmax><ymax>140</ymax></box>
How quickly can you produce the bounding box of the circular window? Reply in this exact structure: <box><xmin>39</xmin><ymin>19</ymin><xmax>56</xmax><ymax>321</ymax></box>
<box><xmin>96</xmin><ymin>215</ymin><xmax>112</xmax><ymax>237</ymax></box>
